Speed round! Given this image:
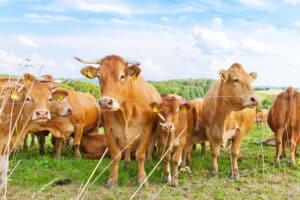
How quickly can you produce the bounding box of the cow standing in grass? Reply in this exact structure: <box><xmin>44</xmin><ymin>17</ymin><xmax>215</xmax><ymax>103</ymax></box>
<box><xmin>0</xmin><ymin>74</ymin><xmax>68</xmax><ymax>196</ymax></box>
<box><xmin>267</xmin><ymin>87</ymin><xmax>300</xmax><ymax>168</ymax></box>
<box><xmin>150</xmin><ymin>94</ymin><xmax>194</xmax><ymax>187</ymax></box>
<box><xmin>76</xmin><ymin>55</ymin><xmax>161</xmax><ymax>188</ymax></box>
<box><xmin>202</xmin><ymin>63</ymin><xmax>258</xmax><ymax>178</ymax></box>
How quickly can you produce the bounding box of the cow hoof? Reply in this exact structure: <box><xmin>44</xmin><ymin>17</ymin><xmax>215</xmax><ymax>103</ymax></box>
<box><xmin>123</xmin><ymin>161</ymin><xmax>131</xmax><ymax>169</ymax></box>
<box><xmin>138</xmin><ymin>177</ymin><xmax>148</xmax><ymax>187</ymax></box>
<box><xmin>163</xmin><ymin>175</ymin><xmax>171</xmax><ymax>184</ymax></box>
<box><xmin>74</xmin><ymin>153</ymin><xmax>81</xmax><ymax>158</ymax></box>
<box><xmin>23</xmin><ymin>146</ymin><xmax>28</xmax><ymax>151</ymax></box>
<box><xmin>171</xmin><ymin>179</ymin><xmax>178</xmax><ymax>187</ymax></box>
<box><xmin>229</xmin><ymin>172</ymin><xmax>240</xmax><ymax>179</ymax></box>
<box><xmin>54</xmin><ymin>154</ymin><xmax>61</xmax><ymax>159</ymax></box>
<box><xmin>274</xmin><ymin>162</ymin><xmax>280</xmax><ymax>167</ymax></box>
<box><xmin>209</xmin><ymin>169</ymin><xmax>218</xmax><ymax>177</ymax></box>
<box><xmin>106</xmin><ymin>178</ymin><xmax>118</xmax><ymax>189</ymax></box>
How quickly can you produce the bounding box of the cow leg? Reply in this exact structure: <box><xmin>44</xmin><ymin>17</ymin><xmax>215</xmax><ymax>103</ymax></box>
<box><xmin>106</xmin><ymin>132</ymin><xmax>121</xmax><ymax>189</ymax></box>
<box><xmin>229</xmin><ymin>132</ymin><xmax>243</xmax><ymax>179</ymax></box>
<box><xmin>23</xmin><ymin>134</ymin><xmax>29</xmax><ymax>150</ymax></box>
<box><xmin>200</xmin><ymin>142</ymin><xmax>206</xmax><ymax>156</ymax></box>
<box><xmin>146</xmin><ymin>133</ymin><xmax>157</xmax><ymax>162</ymax></box>
<box><xmin>135</xmin><ymin>129</ymin><xmax>152</xmax><ymax>187</ymax></box>
<box><xmin>30</xmin><ymin>134</ymin><xmax>35</xmax><ymax>147</ymax></box>
<box><xmin>163</xmin><ymin>152</ymin><xmax>171</xmax><ymax>184</ymax></box>
<box><xmin>0</xmin><ymin>154</ymin><xmax>9</xmax><ymax>197</ymax></box>
<box><xmin>296</xmin><ymin>140</ymin><xmax>300</xmax><ymax>157</ymax></box>
<box><xmin>171</xmin><ymin>146</ymin><xmax>183</xmax><ymax>187</ymax></box>
<box><xmin>123</xmin><ymin>147</ymin><xmax>131</xmax><ymax>169</ymax></box>
<box><xmin>37</xmin><ymin>134</ymin><xmax>46</xmax><ymax>155</ymax></box>
<box><xmin>275</xmin><ymin>128</ymin><xmax>284</xmax><ymax>166</ymax></box>
<box><xmin>54</xmin><ymin>137</ymin><xmax>63</xmax><ymax>158</ymax></box>
<box><xmin>281</xmin><ymin>139</ymin><xmax>287</xmax><ymax>158</ymax></box>
<box><xmin>73</xmin><ymin>124</ymin><xmax>84</xmax><ymax>157</ymax></box>
<box><xmin>290</xmin><ymin>130</ymin><xmax>298</xmax><ymax>168</ymax></box>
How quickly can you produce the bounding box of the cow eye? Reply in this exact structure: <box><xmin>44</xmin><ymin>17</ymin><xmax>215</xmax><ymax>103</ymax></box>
<box><xmin>25</xmin><ymin>96</ymin><xmax>31</xmax><ymax>102</ymax></box>
<box><xmin>120</xmin><ymin>74</ymin><xmax>125</xmax><ymax>80</ymax></box>
<box><xmin>233</xmin><ymin>78</ymin><xmax>240</xmax><ymax>83</ymax></box>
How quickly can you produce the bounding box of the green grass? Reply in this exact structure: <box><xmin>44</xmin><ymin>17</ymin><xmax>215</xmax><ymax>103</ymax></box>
<box><xmin>7</xmin><ymin>124</ymin><xmax>300</xmax><ymax>200</ymax></box>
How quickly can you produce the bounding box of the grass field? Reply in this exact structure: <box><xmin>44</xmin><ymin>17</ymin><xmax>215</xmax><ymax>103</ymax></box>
<box><xmin>7</xmin><ymin>124</ymin><xmax>300</xmax><ymax>200</ymax></box>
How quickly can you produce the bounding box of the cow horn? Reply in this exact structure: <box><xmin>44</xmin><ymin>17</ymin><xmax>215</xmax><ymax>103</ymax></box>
<box><xmin>74</xmin><ymin>56</ymin><xmax>101</xmax><ymax>64</ymax></box>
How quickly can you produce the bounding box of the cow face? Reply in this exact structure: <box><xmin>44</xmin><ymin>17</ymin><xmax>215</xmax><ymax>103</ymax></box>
<box><xmin>219</xmin><ymin>63</ymin><xmax>258</xmax><ymax>111</ymax></box>
<box><xmin>150</xmin><ymin>95</ymin><xmax>191</xmax><ymax>133</ymax></box>
<box><xmin>11</xmin><ymin>74</ymin><xmax>68</xmax><ymax>123</ymax></box>
<box><xmin>49</xmin><ymin>90</ymin><xmax>72</xmax><ymax>117</ymax></box>
<box><xmin>80</xmin><ymin>55</ymin><xmax>141</xmax><ymax>111</ymax></box>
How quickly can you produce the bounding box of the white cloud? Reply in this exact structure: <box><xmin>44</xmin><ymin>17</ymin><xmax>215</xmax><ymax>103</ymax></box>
<box><xmin>0</xmin><ymin>49</ymin><xmax>23</xmax><ymax>66</ymax></box>
<box><xmin>212</xmin><ymin>17</ymin><xmax>222</xmax><ymax>29</ymax></box>
<box><xmin>295</xmin><ymin>21</ymin><xmax>300</xmax><ymax>27</ymax></box>
<box><xmin>284</xmin><ymin>0</ymin><xmax>300</xmax><ymax>5</ymax></box>
<box><xmin>17</xmin><ymin>35</ymin><xmax>40</xmax><ymax>48</ymax></box>
<box><xmin>75</xmin><ymin>0</ymin><xmax>131</xmax><ymax>15</ymax></box>
<box><xmin>240</xmin><ymin>38</ymin><xmax>271</xmax><ymax>53</ymax></box>
<box><xmin>161</xmin><ymin>16</ymin><xmax>169</xmax><ymax>23</ymax></box>
<box><xmin>24</xmin><ymin>13</ymin><xmax>75</xmax><ymax>23</ymax></box>
<box><xmin>236</xmin><ymin>0</ymin><xmax>275</xmax><ymax>9</ymax></box>
<box><xmin>193</xmin><ymin>27</ymin><xmax>237</xmax><ymax>54</ymax></box>
<box><xmin>110</xmin><ymin>18</ymin><xmax>129</xmax><ymax>25</ymax></box>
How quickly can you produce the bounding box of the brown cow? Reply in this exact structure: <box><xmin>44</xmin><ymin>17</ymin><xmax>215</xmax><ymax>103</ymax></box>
<box><xmin>267</xmin><ymin>87</ymin><xmax>300</xmax><ymax>168</ymax></box>
<box><xmin>255</xmin><ymin>108</ymin><xmax>268</xmax><ymax>129</ymax></box>
<box><xmin>76</xmin><ymin>55</ymin><xmax>161</xmax><ymax>188</ymax></box>
<box><xmin>149</xmin><ymin>94</ymin><xmax>193</xmax><ymax>187</ymax></box>
<box><xmin>31</xmin><ymin>75</ymin><xmax>101</xmax><ymax>157</ymax></box>
<box><xmin>202</xmin><ymin>63</ymin><xmax>258</xmax><ymax>178</ymax></box>
<box><xmin>0</xmin><ymin>74</ymin><xmax>68</xmax><ymax>196</ymax></box>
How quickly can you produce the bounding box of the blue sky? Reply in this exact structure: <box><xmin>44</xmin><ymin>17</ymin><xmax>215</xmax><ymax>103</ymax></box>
<box><xmin>0</xmin><ymin>0</ymin><xmax>300</xmax><ymax>87</ymax></box>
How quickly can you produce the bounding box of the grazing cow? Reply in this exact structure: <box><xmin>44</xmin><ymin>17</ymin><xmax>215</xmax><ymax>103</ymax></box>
<box><xmin>267</xmin><ymin>87</ymin><xmax>300</xmax><ymax>168</ymax></box>
<box><xmin>202</xmin><ymin>63</ymin><xmax>258</xmax><ymax>178</ymax></box>
<box><xmin>255</xmin><ymin>108</ymin><xmax>268</xmax><ymax>129</ymax></box>
<box><xmin>149</xmin><ymin>94</ymin><xmax>193</xmax><ymax>187</ymax></box>
<box><xmin>76</xmin><ymin>55</ymin><xmax>161</xmax><ymax>188</ymax></box>
<box><xmin>0</xmin><ymin>74</ymin><xmax>68</xmax><ymax>195</ymax></box>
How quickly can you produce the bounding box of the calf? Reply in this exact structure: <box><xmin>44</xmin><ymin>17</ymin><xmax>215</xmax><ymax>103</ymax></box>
<box><xmin>150</xmin><ymin>94</ymin><xmax>193</xmax><ymax>187</ymax></box>
<box><xmin>255</xmin><ymin>108</ymin><xmax>268</xmax><ymax>129</ymax></box>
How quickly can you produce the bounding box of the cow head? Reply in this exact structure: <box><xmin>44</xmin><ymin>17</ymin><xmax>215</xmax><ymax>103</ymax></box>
<box><xmin>76</xmin><ymin>55</ymin><xmax>140</xmax><ymax>111</ymax></box>
<box><xmin>10</xmin><ymin>73</ymin><xmax>68</xmax><ymax>123</ymax></box>
<box><xmin>218</xmin><ymin>63</ymin><xmax>258</xmax><ymax>110</ymax></box>
<box><xmin>149</xmin><ymin>94</ymin><xmax>191</xmax><ymax>133</ymax></box>
<box><xmin>49</xmin><ymin>90</ymin><xmax>72</xmax><ymax>117</ymax></box>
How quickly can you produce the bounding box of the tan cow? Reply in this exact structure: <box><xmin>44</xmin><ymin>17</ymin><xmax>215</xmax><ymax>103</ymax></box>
<box><xmin>255</xmin><ymin>108</ymin><xmax>268</xmax><ymax>129</ymax></box>
<box><xmin>76</xmin><ymin>55</ymin><xmax>161</xmax><ymax>188</ymax></box>
<box><xmin>267</xmin><ymin>87</ymin><xmax>300</xmax><ymax>168</ymax></box>
<box><xmin>202</xmin><ymin>63</ymin><xmax>258</xmax><ymax>178</ymax></box>
<box><xmin>149</xmin><ymin>94</ymin><xmax>193</xmax><ymax>187</ymax></box>
<box><xmin>0</xmin><ymin>74</ymin><xmax>68</xmax><ymax>196</ymax></box>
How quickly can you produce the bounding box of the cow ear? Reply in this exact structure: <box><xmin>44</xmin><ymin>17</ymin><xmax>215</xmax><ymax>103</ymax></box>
<box><xmin>128</xmin><ymin>65</ymin><xmax>141</xmax><ymax>80</ymax></box>
<box><xmin>249</xmin><ymin>72</ymin><xmax>257</xmax><ymax>80</ymax></box>
<box><xmin>149</xmin><ymin>102</ymin><xmax>160</xmax><ymax>113</ymax></box>
<box><xmin>219</xmin><ymin>70</ymin><xmax>228</xmax><ymax>82</ymax></box>
<box><xmin>80</xmin><ymin>66</ymin><xmax>98</xmax><ymax>79</ymax></box>
<box><xmin>23</xmin><ymin>73</ymin><xmax>37</xmax><ymax>84</ymax></box>
<box><xmin>180</xmin><ymin>102</ymin><xmax>192</xmax><ymax>113</ymax></box>
<box><xmin>52</xmin><ymin>90</ymin><xmax>69</xmax><ymax>102</ymax></box>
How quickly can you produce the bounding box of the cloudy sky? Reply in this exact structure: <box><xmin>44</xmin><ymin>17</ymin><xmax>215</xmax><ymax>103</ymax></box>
<box><xmin>0</xmin><ymin>0</ymin><xmax>300</xmax><ymax>87</ymax></box>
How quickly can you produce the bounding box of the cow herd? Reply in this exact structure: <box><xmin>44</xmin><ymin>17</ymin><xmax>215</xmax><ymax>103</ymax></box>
<box><xmin>0</xmin><ymin>55</ymin><xmax>299</xmax><ymax>197</ymax></box>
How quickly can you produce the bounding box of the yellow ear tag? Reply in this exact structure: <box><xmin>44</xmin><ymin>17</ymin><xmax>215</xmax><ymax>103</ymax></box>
<box><xmin>10</xmin><ymin>93</ymin><xmax>19</xmax><ymax>100</ymax></box>
<box><xmin>131</xmin><ymin>74</ymin><xmax>137</xmax><ymax>81</ymax></box>
<box><xmin>152</xmin><ymin>106</ymin><xmax>158</xmax><ymax>113</ymax></box>
<box><xmin>26</xmin><ymin>80</ymin><xmax>31</xmax><ymax>84</ymax></box>
<box><xmin>182</xmin><ymin>108</ymin><xmax>187</xmax><ymax>113</ymax></box>
<box><xmin>86</xmin><ymin>71</ymin><xmax>94</xmax><ymax>79</ymax></box>
<box><xmin>56</xmin><ymin>95</ymin><xmax>64</xmax><ymax>102</ymax></box>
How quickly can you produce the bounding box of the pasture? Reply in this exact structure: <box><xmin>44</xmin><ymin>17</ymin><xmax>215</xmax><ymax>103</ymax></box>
<box><xmin>7</xmin><ymin>124</ymin><xmax>300</xmax><ymax>200</ymax></box>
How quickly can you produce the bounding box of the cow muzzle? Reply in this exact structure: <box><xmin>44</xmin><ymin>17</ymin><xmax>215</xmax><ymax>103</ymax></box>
<box><xmin>32</xmin><ymin>109</ymin><xmax>51</xmax><ymax>122</ymax></box>
<box><xmin>160</xmin><ymin>122</ymin><xmax>175</xmax><ymax>132</ymax></box>
<box><xmin>98</xmin><ymin>96</ymin><xmax>120</xmax><ymax>111</ymax></box>
<box><xmin>243</xmin><ymin>95</ymin><xmax>259</xmax><ymax>107</ymax></box>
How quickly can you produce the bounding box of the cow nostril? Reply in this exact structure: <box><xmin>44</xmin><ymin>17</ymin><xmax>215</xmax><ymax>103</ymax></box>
<box><xmin>45</xmin><ymin>111</ymin><xmax>49</xmax><ymax>115</ymax></box>
<box><xmin>67</xmin><ymin>108</ymin><xmax>72</xmax><ymax>114</ymax></box>
<box><xmin>36</xmin><ymin>111</ymin><xmax>40</xmax><ymax>116</ymax></box>
<box><xmin>250</xmin><ymin>97</ymin><xmax>257</xmax><ymax>102</ymax></box>
<box><xmin>108</xmin><ymin>99</ymin><xmax>113</xmax><ymax>106</ymax></box>
<box><xmin>98</xmin><ymin>100</ymin><xmax>102</xmax><ymax>106</ymax></box>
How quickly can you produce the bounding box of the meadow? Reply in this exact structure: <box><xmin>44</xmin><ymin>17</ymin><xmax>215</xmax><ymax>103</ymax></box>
<box><xmin>7</xmin><ymin>124</ymin><xmax>300</xmax><ymax>200</ymax></box>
